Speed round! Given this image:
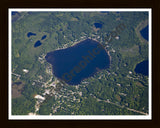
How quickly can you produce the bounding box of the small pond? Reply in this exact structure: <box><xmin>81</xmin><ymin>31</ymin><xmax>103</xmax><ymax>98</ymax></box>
<box><xmin>41</xmin><ymin>35</ymin><xmax>47</xmax><ymax>40</ymax></box>
<box><xmin>135</xmin><ymin>60</ymin><xmax>149</xmax><ymax>76</ymax></box>
<box><xmin>94</xmin><ymin>23</ymin><xmax>102</xmax><ymax>28</ymax></box>
<box><xmin>27</xmin><ymin>32</ymin><xmax>36</xmax><ymax>38</ymax></box>
<box><xmin>34</xmin><ymin>40</ymin><xmax>42</xmax><ymax>47</ymax></box>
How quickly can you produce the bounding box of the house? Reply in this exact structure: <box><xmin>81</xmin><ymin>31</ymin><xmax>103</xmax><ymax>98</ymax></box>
<box><xmin>23</xmin><ymin>69</ymin><xmax>29</xmax><ymax>73</ymax></box>
<box><xmin>34</xmin><ymin>95</ymin><xmax>45</xmax><ymax>100</ymax></box>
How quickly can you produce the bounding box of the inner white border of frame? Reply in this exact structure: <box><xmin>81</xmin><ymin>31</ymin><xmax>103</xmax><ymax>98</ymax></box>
<box><xmin>8</xmin><ymin>8</ymin><xmax>152</xmax><ymax>120</ymax></box>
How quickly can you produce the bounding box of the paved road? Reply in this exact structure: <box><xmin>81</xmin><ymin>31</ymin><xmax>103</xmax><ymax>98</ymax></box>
<box><xmin>91</xmin><ymin>94</ymin><xmax>148</xmax><ymax>115</ymax></box>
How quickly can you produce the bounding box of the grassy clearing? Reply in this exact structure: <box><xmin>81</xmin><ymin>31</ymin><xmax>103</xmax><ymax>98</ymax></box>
<box><xmin>120</xmin><ymin>45</ymin><xmax>139</xmax><ymax>58</ymax></box>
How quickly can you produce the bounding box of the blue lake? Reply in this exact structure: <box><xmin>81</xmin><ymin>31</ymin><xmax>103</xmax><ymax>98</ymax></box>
<box><xmin>134</xmin><ymin>60</ymin><xmax>149</xmax><ymax>76</ymax></box>
<box><xmin>140</xmin><ymin>25</ymin><xmax>148</xmax><ymax>41</ymax></box>
<box><xmin>41</xmin><ymin>35</ymin><xmax>47</xmax><ymax>40</ymax></box>
<box><xmin>27</xmin><ymin>32</ymin><xmax>36</xmax><ymax>37</ymax></box>
<box><xmin>45</xmin><ymin>39</ymin><xmax>110</xmax><ymax>85</ymax></box>
<box><xmin>34</xmin><ymin>40</ymin><xmax>42</xmax><ymax>47</ymax></box>
<box><xmin>94</xmin><ymin>23</ymin><xmax>102</xmax><ymax>28</ymax></box>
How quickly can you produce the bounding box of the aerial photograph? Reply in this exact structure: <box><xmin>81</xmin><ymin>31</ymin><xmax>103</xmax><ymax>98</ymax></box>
<box><xmin>10</xmin><ymin>9</ymin><xmax>150</xmax><ymax>118</ymax></box>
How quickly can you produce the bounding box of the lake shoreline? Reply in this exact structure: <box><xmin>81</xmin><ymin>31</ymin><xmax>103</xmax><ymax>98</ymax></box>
<box><xmin>135</xmin><ymin>19</ymin><xmax>148</xmax><ymax>43</ymax></box>
<box><xmin>45</xmin><ymin>39</ymin><xmax>111</xmax><ymax>85</ymax></box>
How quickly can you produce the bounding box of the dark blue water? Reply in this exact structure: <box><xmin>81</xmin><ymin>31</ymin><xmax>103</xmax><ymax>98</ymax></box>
<box><xmin>28</xmin><ymin>12</ymin><xmax>33</xmax><ymax>14</ymax></box>
<box><xmin>27</xmin><ymin>32</ymin><xmax>36</xmax><ymax>38</ymax></box>
<box><xmin>135</xmin><ymin>60</ymin><xmax>149</xmax><ymax>76</ymax></box>
<box><xmin>100</xmin><ymin>11</ymin><xmax>109</xmax><ymax>13</ymax></box>
<box><xmin>94</xmin><ymin>23</ymin><xmax>102</xmax><ymax>28</ymax></box>
<box><xmin>45</xmin><ymin>39</ymin><xmax>110</xmax><ymax>85</ymax></box>
<box><xmin>12</xmin><ymin>11</ymin><xmax>19</xmax><ymax>15</ymax></box>
<box><xmin>140</xmin><ymin>25</ymin><xmax>148</xmax><ymax>41</ymax></box>
<box><xmin>12</xmin><ymin>82</ymin><xmax>22</xmax><ymax>85</ymax></box>
<box><xmin>34</xmin><ymin>40</ymin><xmax>42</xmax><ymax>47</ymax></box>
<box><xmin>41</xmin><ymin>35</ymin><xmax>47</xmax><ymax>40</ymax></box>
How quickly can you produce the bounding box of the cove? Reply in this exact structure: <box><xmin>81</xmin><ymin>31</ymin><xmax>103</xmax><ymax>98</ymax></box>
<box><xmin>45</xmin><ymin>39</ymin><xmax>110</xmax><ymax>85</ymax></box>
<box><xmin>135</xmin><ymin>60</ymin><xmax>149</xmax><ymax>76</ymax></box>
<box><xmin>140</xmin><ymin>25</ymin><xmax>148</xmax><ymax>41</ymax></box>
